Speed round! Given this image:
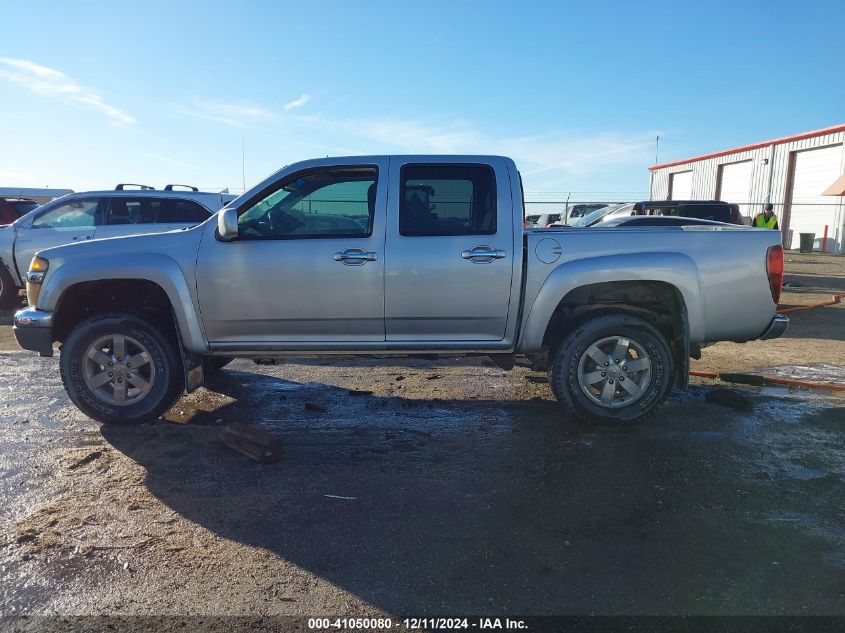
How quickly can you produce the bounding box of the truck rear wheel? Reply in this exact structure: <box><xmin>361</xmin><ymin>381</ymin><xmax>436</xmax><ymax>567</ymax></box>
<box><xmin>548</xmin><ymin>313</ymin><xmax>673</xmax><ymax>426</ymax></box>
<box><xmin>60</xmin><ymin>313</ymin><xmax>182</xmax><ymax>425</ymax></box>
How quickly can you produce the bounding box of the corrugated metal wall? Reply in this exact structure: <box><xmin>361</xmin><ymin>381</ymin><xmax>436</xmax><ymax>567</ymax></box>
<box><xmin>649</xmin><ymin>130</ymin><xmax>845</xmax><ymax>253</ymax></box>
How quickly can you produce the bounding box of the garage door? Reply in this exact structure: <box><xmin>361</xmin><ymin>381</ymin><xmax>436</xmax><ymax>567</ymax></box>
<box><xmin>717</xmin><ymin>160</ymin><xmax>753</xmax><ymax>221</ymax></box>
<box><xmin>669</xmin><ymin>170</ymin><xmax>692</xmax><ymax>200</ymax></box>
<box><xmin>787</xmin><ymin>144</ymin><xmax>843</xmax><ymax>250</ymax></box>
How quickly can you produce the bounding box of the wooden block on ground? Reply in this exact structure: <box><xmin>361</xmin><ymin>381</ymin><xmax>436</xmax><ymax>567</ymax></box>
<box><xmin>219</xmin><ymin>423</ymin><xmax>282</xmax><ymax>464</ymax></box>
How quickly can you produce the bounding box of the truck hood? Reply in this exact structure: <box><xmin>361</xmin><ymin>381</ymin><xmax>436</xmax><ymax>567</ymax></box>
<box><xmin>36</xmin><ymin>224</ymin><xmax>206</xmax><ymax>270</ymax></box>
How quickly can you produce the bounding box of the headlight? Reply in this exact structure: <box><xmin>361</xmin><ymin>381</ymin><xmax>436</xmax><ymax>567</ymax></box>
<box><xmin>26</xmin><ymin>257</ymin><xmax>48</xmax><ymax>307</ymax></box>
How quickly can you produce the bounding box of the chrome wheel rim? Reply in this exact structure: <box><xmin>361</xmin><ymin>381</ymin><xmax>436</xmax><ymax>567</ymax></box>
<box><xmin>577</xmin><ymin>335</ymin><xmax>652</xmax><ymax>409</ymax></box>
<box><xmin>82</xmin><ymin>334</ymin><xmax>155</xmax><ymax>407</ymax></box>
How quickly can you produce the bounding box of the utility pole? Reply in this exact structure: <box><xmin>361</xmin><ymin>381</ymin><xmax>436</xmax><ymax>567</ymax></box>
<box><xmin>242</xmin><ymin>138</ymin><xmax>246</xmax><ymax>193</ymax></box>
<box><xmin>655</xmin><ymin>134</ymin><xmax>660</xmax><ymax>165</ymax></box>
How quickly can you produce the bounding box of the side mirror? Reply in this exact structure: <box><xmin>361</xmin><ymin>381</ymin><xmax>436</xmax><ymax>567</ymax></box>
<box><xmin>217</xmin><ymin>207</ymin><xmax>238</xmax><ymax>241</ymax></box>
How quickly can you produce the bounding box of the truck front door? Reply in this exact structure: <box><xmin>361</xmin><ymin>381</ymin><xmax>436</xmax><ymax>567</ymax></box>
<box><xmin>384</xmin><ymin>160</ymin><xmax>515</xmax><ymax>342</ymax></box>
<box><xmin>196</xmin><ymin>161</ymin><xmax>387</xmax><ymax>346</ymax></box>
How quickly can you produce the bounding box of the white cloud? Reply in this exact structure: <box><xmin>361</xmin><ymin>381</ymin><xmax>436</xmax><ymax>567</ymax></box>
<box><xmin>284</xmin><ymin>94</ymin><xmax>311</xmax><ymax>111</ymax></box>
<box><xmin>174</xmin><ymin>99</ymin><xmax>276</xmax><ymax>128</ymax></box>
<box><xmin>134</xmin><ymin>151</ymin><xmax>199</xmax><ymax>170</ymax></box>
<box><xmin>0</xmin><ymin>57</ymin><xmax>135</xmax><ymax>126</ymax></box>
<box><xmin>0</xmin><ymin>170</ymin><xmax>36</xmax><ymax>181</ymax></box>
<box><xmin>297</xmin><ymin>113</ymin><xmax>655</xmax><ymax>181</ymax></box>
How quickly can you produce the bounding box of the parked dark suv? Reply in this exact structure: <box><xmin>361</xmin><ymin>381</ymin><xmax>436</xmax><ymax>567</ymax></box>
<box><xmin>633</xmin><ymin>200</ymin><xmax>742</xmax><ymax>224</ymax></box>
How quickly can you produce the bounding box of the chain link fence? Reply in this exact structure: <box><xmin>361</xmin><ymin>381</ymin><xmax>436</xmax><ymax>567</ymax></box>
<box><xmin>523</xmin><ymin>200</ymin><xmax>631</xmax><ymax>226</ymax></box>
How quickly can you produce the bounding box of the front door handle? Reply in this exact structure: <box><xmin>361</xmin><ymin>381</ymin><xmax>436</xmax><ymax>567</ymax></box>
<box><xmin>333</xmin><ymin>248</ymin><xmax>378</xmax><ymax>266</ymax></box>
<box><xmin>461</xmin><ymin>246</ymin><xmax>507</xmax><ymax>263</ymax></box>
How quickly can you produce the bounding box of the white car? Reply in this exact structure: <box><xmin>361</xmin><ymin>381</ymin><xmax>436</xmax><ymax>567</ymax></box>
<box><xmin>524</xmin><ymin>212</ymin><xmax>562</xmax><ymax>228</ymax></box>
<box><xmin>0</xmin><ymin>184</ymin><xmax>235</xmax><ymax>307</ymax></box>
<box><xmin>558</xmin><ymin>203</ymin><xmax>637</xmax><ymax>227</ymax></box>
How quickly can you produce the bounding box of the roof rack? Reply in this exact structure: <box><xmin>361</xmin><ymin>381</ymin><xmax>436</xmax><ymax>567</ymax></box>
<box><xmin>164</xmin><ymin>184</ymin><xmax>199</xmax><ymax>191</ymax></box>
<box><xmin>115</xmin><ymin>183</ymin><xmax>155</xmax><ymax>190</ymax></box>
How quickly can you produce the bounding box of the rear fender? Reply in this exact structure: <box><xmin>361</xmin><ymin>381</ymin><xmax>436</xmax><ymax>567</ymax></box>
<box><xmin>518</xmin><ymin>252</ymin><xmax>704</xmax><ymax>353</ymax></box>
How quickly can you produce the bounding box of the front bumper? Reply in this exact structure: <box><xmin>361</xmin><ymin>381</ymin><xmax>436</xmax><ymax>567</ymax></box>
<box><xmin>759</xmin><ymin>314</ymin><xmax>789</xmax><ymax>340</ymax></box>
<box><xmin>13</xmin><ymin>307</ymin><xmax>55</xmax><ymax>357</ymax></box>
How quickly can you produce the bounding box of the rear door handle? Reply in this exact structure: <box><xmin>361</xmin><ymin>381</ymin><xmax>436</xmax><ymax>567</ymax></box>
<box><xmin>461</xmin><ymin>246</ymin><xmax>507</xmax><ymax>263</ymax></box>
<box><xmin>333</xmin><ymin>247</ymin><xmax>378</xmax><ymax>266</ymax></box>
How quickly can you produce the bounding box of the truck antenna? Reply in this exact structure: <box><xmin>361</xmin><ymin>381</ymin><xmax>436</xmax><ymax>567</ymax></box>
<box><xmin>242</xmin><ymin>138</ymin><xmax>246</xmax><ymax>193</ymax></box>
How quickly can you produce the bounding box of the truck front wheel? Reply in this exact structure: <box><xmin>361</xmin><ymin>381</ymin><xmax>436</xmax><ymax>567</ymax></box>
<box><xmin>548</xmin><ymin>313</ymin><xmax>673</xmax><ymax>426</ymax></box>
<box><xmin>60</xmin><ymin>313</ymin><xmax>182</xmax><ymax>424</ymax></box>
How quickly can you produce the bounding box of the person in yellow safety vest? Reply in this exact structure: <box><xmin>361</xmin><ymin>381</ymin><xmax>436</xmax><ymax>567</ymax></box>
<box><xmin>753</xmin><ymin>203</ymin><xmax>779</xmax><ymax>229</ymax></box>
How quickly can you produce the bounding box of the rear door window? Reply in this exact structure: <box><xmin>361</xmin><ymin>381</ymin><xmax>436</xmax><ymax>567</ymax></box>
<box><xmin>399</xmin><ymin>164</ymin><xmax>496</xmax><ymax>236</ymax></box>
<box><xmin>647</xmin><ymin>205</ymin><xmax>679</xmax><ymax>216</ymax></box>
<box><xmin>680</xmin><ymin>204</ymin><xmax>729</xmax><ymax>221</ymax></box>
<box><xmin>159</xmin><ymin>199</ymin><xmax>211</xmax><ymax>223</ymax></box>
<box><xmin>105</xmin><ymin>198</ymin><xmax>161</xmax><ymax>225</ymax></box>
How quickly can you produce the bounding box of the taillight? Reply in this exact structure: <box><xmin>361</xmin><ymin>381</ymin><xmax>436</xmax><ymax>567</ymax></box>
<box><xmin>766</xmin><ymin>245</ymin><xmax>784</xmax><ymax>304</ymax></box>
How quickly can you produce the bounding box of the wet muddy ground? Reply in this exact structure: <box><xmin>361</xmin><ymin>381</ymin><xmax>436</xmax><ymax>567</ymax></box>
<box><xmin>0</xmin><ymin>255</ymin><xmax>844</xmax><ymax>616</ymax></box>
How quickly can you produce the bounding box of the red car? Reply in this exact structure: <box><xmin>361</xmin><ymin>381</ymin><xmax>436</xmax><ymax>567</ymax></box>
<box><xmin>0</xmin><ymin>197</ymin><xmax>40</xmax><ymax>224</ymax></box>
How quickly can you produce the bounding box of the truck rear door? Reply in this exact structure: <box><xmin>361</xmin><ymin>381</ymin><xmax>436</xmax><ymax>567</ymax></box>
<box><xmin>384</xmin><ymin>159</ymin><xmax>515</xmax><ymax>342</ymax></box>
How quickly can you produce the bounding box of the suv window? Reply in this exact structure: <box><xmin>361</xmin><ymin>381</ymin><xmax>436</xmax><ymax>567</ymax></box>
<box><xmin>106</xmin><ymin>198</ymin><xmax>160</xmax><ymax>225</ymax></box>
<box><xmin>237</xmin><ymin>167</ymin><xmax>377</xmax><ymax>239</ymax></box>
<box><xmin>9</xmin><ymin>200</ymin><xmax>39</xmax><ymax>216</ymax></box>
<box><xmin>159</xmin><ymin>199</ymin><xmax>211</xmax><ymax>223</ymax></box>
<box><xmin>32</xmin><ymin>198</ymin><xmax>99</xmax><ymax>229</ymax></box>
<box><xmin>679</xmin><ymin>204</ymin><xmax>730</xmax><ymax>221</ymax></box>
<box><xmin>646</xmin><ymin>205</ymin><xmax>680</xmax><ymax>216</ymax></box>
<box><xmin>399</xmin><ymin>164</ymin><xmax>496</xmax><ymax>236</ymax></box>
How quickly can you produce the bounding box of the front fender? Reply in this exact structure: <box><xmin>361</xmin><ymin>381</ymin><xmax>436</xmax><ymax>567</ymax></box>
<box><xmin>518</xmin><ymin>252</ymin><xmax>704</xmax><ymax>352</ymax></box>
<box><xmin>38</xmin><ymin>254</ymin><xmax>207</xmax><ymax>353</ymax></box>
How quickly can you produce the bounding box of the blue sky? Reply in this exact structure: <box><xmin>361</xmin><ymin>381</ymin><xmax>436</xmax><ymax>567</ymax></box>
<box><xmin>1</xmin><ymin>0</ymin><xmax>843</xmax><ymax>198</ymax></box>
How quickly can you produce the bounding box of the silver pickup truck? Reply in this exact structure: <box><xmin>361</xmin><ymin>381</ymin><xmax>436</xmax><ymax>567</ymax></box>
<box><xmin>13</xmin><ymin>155</ymin><xmax>788</xmax><ymax>426</ymax></box>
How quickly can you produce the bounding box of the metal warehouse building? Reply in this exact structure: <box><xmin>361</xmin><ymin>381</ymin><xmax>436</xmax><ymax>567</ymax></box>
<box><xmin>648</xmin><ymin>124</ymin><xmax>845</xmax><ymax>253</ymax></box>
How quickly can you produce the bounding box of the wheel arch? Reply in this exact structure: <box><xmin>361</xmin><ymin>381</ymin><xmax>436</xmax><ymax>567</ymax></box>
<box><xmin>39</xmin><ymin>255</ymin><xmax>207</xmax><ymax>353</ymax></box>
<box><xmin>519</xmin><ymin>253</ymin><xmax>700</xmax><ymax>388</ymax></box>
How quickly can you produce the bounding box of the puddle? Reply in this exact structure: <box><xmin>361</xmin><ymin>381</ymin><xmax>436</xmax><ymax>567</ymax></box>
<box><xmin>759</xmin><ymin>363</ymin><xmax>845</xmax><ymax>386</ymax></box>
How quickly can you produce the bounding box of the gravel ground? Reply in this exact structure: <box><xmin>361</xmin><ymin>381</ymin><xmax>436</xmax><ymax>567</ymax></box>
<box><xmin>0</xmin><ymin>254</ymin><xmax>844</xmax><ymax>617</ymax></box>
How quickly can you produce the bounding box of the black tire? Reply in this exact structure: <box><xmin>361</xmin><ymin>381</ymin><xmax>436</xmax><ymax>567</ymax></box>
<box><xmin>548</xmin><ymin>312</ymin><xmax>673</xmax><ymax>426</ymax></box>
<box><xmin>60</xmin><ymin>313</ymin><xmax>183</xmax><ymax>425</ymax></box>
<box><xmin>203</xmin><ymin>356</ymin><xmax>234</xmax><ymax>374</ymax></box>
<box><xmin>0</xmin><ymin>263</ymin><xmax>20</xmax><ymax>309</ymax></box>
